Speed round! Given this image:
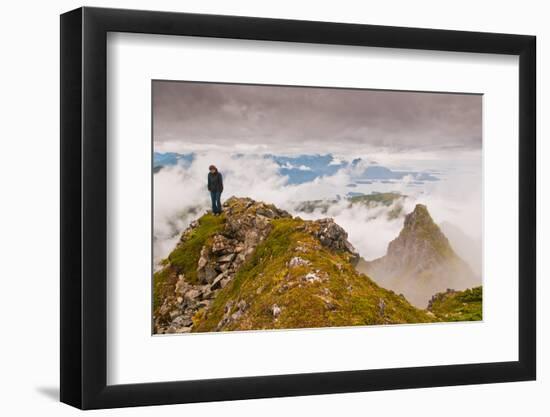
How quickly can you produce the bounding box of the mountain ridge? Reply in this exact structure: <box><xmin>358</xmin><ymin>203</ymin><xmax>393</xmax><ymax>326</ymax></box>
<box><xmin>153</xmin><ymin>197</ymin><xmax>438</xmax><ymax>333</ymax></box>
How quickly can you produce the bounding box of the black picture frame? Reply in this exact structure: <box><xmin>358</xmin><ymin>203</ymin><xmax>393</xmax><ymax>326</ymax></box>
<box><xmin>60</xmin><ymin>6</ymin><xmax>536</xmax><ymax>410</ymax></box>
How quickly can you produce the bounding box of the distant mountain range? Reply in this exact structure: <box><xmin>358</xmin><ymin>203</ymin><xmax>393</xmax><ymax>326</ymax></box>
<box><xmin>153</xmin><ymin>152</ymin><xmax>440</xmax><ymax>185</ymax></box>
<box><xmin>360</xmin><ymin>165</ymin><xmax>439</xmax><ymax>181</ymax></box>
<box><xmin>264</xmin><ymin>154</ymin><xmax>347</xmax><ymax>184</ymax></box>
<box><xmin>293</xmin><ymin>191</ymin><xmax>406</xmax><ymax>220</ymax></box>
<box><xmin>153</xmin><ymin>152</ymin><xmax>195</xmax><ymax>171</ymax></box>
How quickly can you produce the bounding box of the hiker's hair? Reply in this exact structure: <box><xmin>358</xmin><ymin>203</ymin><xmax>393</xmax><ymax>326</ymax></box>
<box><xmin>209</xmin><ymin>165</ymin><xmax>218</xmax><ymax>172</ymax></box>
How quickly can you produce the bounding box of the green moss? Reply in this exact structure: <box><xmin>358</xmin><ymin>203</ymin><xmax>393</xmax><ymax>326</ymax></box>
<box><xmin>152</xmin><ymin>267</ymin><xmax>176</xmax><ymax>311</ymax></box>
<box><xmin>430</xmin><ymin>286</ymin><xmax>482</xmax><ymax>322</ymax></box>
<box><xmin>193</xmin><ymin>217</ymin><xmax>435</xmax><ymax>332</ymax></box>
<box><xmin>153</xmin><ymin>213</ymin><xmax>225</xmax><ymax>313</ymax></box>
<box><xmin>167</xmin><ymin>213</ymin><xmax>225</xmax><ymax>284</ymax></box>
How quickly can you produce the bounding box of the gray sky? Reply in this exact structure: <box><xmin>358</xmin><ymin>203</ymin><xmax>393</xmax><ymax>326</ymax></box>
<box><xmin>153</xmin><ymin>80</ymin><xmax>482</xmax><ymax>153</ymax></box>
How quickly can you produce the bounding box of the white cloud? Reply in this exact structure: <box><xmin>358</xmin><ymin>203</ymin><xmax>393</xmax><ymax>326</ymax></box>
<box><xmin>154</xmin><ymin>150</ymin><xmax>482</xmax><ymax>275</ymax></box>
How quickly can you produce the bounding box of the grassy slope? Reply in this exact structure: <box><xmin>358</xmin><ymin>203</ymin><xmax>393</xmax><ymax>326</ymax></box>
<box><xmin>429</xmin><ymin>287</ymin><xmax>482</xmax><ymax>321</ymax></box>
<box><xmin>193</xmin><ymin>217</ymin><xmax>434</xmax><ymax>332</ymax></box>
<box><xmin>153</xmin><ymin>213</ymin><xmax>225</xmax><ymax>309</ymax></box>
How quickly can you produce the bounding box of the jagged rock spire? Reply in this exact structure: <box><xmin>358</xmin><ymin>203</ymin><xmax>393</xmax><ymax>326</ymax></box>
<box><xmin>359</xmin><ymin>204</ymin><xmax>479</xmax><ymax>308</ymax></box>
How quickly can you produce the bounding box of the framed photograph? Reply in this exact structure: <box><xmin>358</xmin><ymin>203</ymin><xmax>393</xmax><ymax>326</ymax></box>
<box><xmin>60</xmin><ymin>6</ymin><xmax>536</xmax><ymax>409</ymax></box>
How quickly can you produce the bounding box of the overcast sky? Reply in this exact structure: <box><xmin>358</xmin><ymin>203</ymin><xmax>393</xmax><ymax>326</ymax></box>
<box><xmin>153</xmin><ymin>81</ymin><xmax>482</xmax><ymax>155</ymax></box>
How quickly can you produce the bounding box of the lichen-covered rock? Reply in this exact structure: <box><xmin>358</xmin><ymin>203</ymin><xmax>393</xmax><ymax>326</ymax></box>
<box><xmin>271</xmin><ymin>304</ymin><xmax>281</xmax><ymax>318</ymax></box>
<box><xmin>304</xmin><ymin>218</ymin><xmax>359</xmax><ymax>265</ymax></box>
<box><xmin>288</xmin><ymin>257</ymin><xmax>310</xmax><ymax>268</ymax></box>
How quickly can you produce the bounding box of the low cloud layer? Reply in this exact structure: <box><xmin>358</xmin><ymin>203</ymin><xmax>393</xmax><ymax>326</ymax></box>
<box><xmin>153</xmin><ymin>151</ymin><xmax>482</xmax><ymax>278</ymax></box>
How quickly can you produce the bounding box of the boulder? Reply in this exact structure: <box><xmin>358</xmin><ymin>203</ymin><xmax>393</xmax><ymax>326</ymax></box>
<box><xmin>203</xmin><ymin>266</ymin><xmax>218</xmax><ymax>284</ymax></box>
<box><xmin>174</xmin><ymin>275</ymin><xmax>189</xmax><ymax>295</ymax></box>
<box><xmin>304</xmin><ymin>271</ymin><xmax>322</xmax><ymax>283</ymax></box>
<box><xmin>210</xmin><ymin>272</ymin><xmax>228</xmax><ymax>290</ymax></box>
<box><xmin>197</xmin><ymin>246</ymin><xmax>209</xmax><ymax>269</ymax></box>
<box><xmin>184</xmin><ymin>289</ymin><xmax>201</xmax><ymax>302</ymax></box>
<box><xmin>172</xmin><ymin>315</ymin><xmax>193</xmax><ymax>328</ymax></box>
<box><xmin>211</xmin><ymin>234</ymin><xmax>235</xmax><ymax>255</ymax></box>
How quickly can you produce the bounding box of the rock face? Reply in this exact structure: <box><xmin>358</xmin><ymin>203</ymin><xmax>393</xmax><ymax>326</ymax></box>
<box><xmin>357</xmin><ymin>204</ymin><xmax>479</xmax><ymax>308</ymax></box>
<box><xmin>153</xmin><ymin>197</ymin><xmax>435</xmax><ymax>334</ymax></box>
<box><xmin>304</xmin><ymin>218</ymin><xmax>359</xmax><ymax>265</ymax></box>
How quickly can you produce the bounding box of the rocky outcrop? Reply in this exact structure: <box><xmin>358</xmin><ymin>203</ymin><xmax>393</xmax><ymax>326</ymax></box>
<box><xmin>304</xmin><ymin>218</ymin><xmax>359</xmax><ymax>265</ymax></box>
<box><xmin>155</xmin><ymin>274</ymin><xmax>213</xmax><ymax>334</ymax></box>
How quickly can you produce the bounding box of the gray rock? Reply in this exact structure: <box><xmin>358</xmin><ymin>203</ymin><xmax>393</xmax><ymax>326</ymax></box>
<box><xmin>309</xmin><ymin>218</ymin><xmax>359</xmax><ymax>263</ymax></box>
<box><xmin>230</xmin><ymin>310</ymin><xmax>243</xmax><ymax>321</ymax></box>
<box><xmin>288</xmin><ymin>256</ymin><xmax>310</xmax><ymax>268</ymax></box>
<box><xmin>201</xmin><ymin>286</ymin><xmax>213</xmax><ymax>299</ymax></box>
<box><xmin>174</xmin><ymin>275</ymin><xmax>189</xmax><ymax>295</ymax></box>
<box><xmin>304</xmin><ymin>271</ymin><xmax>321</xmax><ymax>282</ymax></box>
<box><xmin>184</xmin><ymin>289</ymin><xmax>201</xmax><ymax>302</ymax></box>
<box><xmin>378</xmin><ymin>298</ymin><xmax>386</xmax><ymax>316</ymax></box>
<box><xmin>197</xmin><ymin>254</ymin><xmax>208</xmax><ymax>269</ymax></box>
<box><xmin>218</xmin><ymin>253</ymin><xmax>236</xmax><ymax>263</ymax></box>
<box><xmin>224</xmin><ymin>301</ymin><xmax>234</xmax><ymax>314</ymax></box>
<box><xmin>211</xmin><ymin>234</ymin><xmax>234</xmax><ymax>254</ymax></box>
<box><xmin>172</xmin><ymin>315</ymin><xmax>193</xmax><ymax>327</ymax></box>
<box><xmin>169</xmin><ymin>310</ymin><xmax>181</xmax><ymax>320</ymax></box>
<box><xmin>198</xmin><ymin>264</ymin><xmax>218</xmax><ymax>284</ymax></box>
<box><xmin>210</xmin><ymin>272</ymin><xmax>228</xmax><ymax>290</ymax></box>
<box><xmin>197</xmin><ymin>300</ymin><xmax>211</xmax><ymax>309</ymax></box>
<box><xmin>175</xmin><ymin>327</ymin><xmax>192</xmax><ymax>334</ymax></box>
<box><xmin>271</xmin><ymin>304</ymin><xmax>281</xmax><ymax>318</ymax></box>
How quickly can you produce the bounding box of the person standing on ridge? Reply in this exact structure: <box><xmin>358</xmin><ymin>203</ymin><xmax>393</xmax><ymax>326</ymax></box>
<box><xmin>207</xmin><ymin>165</ymin><xmax>223</xmax><ymax>215</ymax></box>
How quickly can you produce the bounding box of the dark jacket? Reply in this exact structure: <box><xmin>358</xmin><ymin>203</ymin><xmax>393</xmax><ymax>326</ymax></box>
<box><xmin>207</xmin><ymin>172</ymin><xmax>223</xmax><ymax>193</ymax></box>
